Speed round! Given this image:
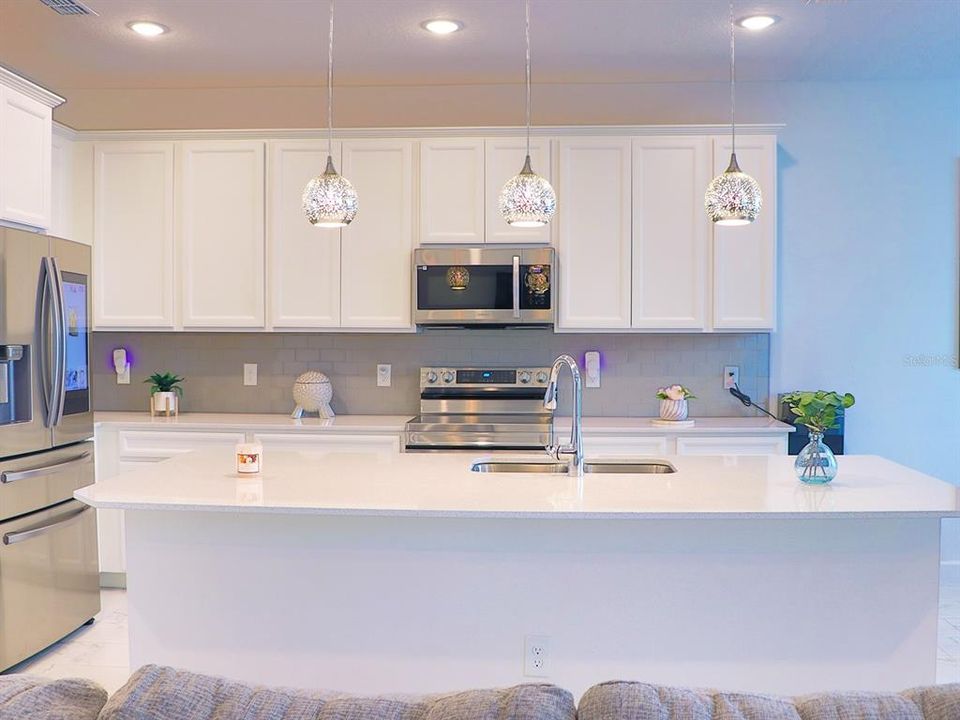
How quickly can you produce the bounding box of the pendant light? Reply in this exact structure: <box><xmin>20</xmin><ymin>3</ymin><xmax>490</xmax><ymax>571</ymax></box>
<box><xmin>498</xmin><ymin>0</ymin><xmax>556</xmax><ymax>228</ymax></box>
<box><xmin>303</xmin><ymin>0</ymin><xmax>358</xmax><ymax>228</ymax></box>
<box><xmin>704</xmin><ymin>1</ymin><xmax>762</xmax><ymax>226</ymax></box>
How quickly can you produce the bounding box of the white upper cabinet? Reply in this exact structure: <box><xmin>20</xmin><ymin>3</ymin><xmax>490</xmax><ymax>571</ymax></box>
<box><xmin>419</xmin><ymin>139</ymin><xmax>485</xmax><ymax>244</ymax></box>
<box><xmin>556</xmin><ymin>137</ymin><xmax>633</xmax><ymax>330</ymax></box>
<box><xmin>711</xmin><ymin>134</ymin><xmax>777</xmax><ymax>330</ymax></box>
<box><xmin>0</xmin><ymin>77</ymin><xmax>58</xmax><ymax>230</ymax></box>
<box><xmin>178</xmin><ymin>141</ymin><xmax>266</xmax><ymax>328</ymax></box>
<box><xmin>267</xmin><ymin>140</ymin><xmax>341</xmax><ymax>328</ymax></box>
<box><xmin>632</xmin><ymin>136</ymin><xmax>710</xmax><ymax>329</ymax></box>
<box><xmin>341</xmin><ymin>140</ymin><xmax>415</xmax><ymax>329</ymax></box>
<box><xmin>483</xmin><ymin>138</ymin><xmax>553</xmax><ymax>245</ymax></box>
<box><xmin>94</xmin><ymin>142</ymin><xmax>176</xmax><ymax>328</ymax></box>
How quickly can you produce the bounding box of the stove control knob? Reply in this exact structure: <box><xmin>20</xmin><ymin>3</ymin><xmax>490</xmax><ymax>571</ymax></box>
<box><xmin>518</xmin><ymin>371</ymin><xmax>532</xmax><ymax>385</ymax></box>
<box><xmin>441</xmin><ymin>370</ymin><xmax>455</xmax><ymax>384</ymax></box>
<box><xmin>425</xmin><ymin>371</ymin><xmax>438</xmax><ymax>384</ymax></box>
<box><xmin>535</xmin><ymin>371</ymin><xmax>549</xmax><ymax>384</ymax></box>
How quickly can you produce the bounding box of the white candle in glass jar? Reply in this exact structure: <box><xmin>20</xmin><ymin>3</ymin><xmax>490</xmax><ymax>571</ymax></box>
<box><xmin>236</xmin><ymin>441</ymin><xmax>263</xmax><ymax>474</ymax></box>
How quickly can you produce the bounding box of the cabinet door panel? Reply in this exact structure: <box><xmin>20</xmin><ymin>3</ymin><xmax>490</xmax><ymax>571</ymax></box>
<box><xmin>254</xmin><ymin>433</ymin><xmax>400</xmax><ymax>453</ymax></box>
<box><xmin>632</xmin><ymin>137</ymin><xmax>709</xmax><ymax>329</ymax></box>
<box><xmin>676</xmin><ymin>435</ymin><xmax>787</xmax><ymax>456</ymax></box>
<box><xmin>484</xmin><ymin>138</ymin><xmax>552</xmax><ymax>244</ymax></box>
<box><xmin>341</xmin><ymin>140</ymin><xmax>415</xmax><ymax>329</ymax></box>
<box><xmin>556</xmin><ymin>138</ymin><xmax>632</xmax><ymax>329</ymax></box>
<box><xmin>94</xmin><ymin>142</ymin><xmax>176</xmax><ymax>328</ymax></box>
<box><xmin>0</xmin><ymin>87</ymin><xmax>51</xmax><ymax>229</ymax></box>
<box><xmin>583</xmin><ymin>435</ymin><xmax>669</xmax><ymax>457</ymax></box>
<box><xmin>267</xmin><ymin>141</ymin><xmax>340</xmax><ymax>328</ymax></box>
<box><xmin>419</xmin><ymin>139</ymin><xmax>484</xmax><ymax>244</ymax></box>
<box><xmin>179</xmin><ymin>142</ymin><xmax>265</xmax><ymax>327</ymax></box>
<box><xmin>711</xmin><ymin>134</ymin><xmax>777</xmax><ymax>330</ymax></box>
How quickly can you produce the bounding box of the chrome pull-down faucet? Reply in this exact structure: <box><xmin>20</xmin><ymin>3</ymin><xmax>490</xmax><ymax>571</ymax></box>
<box><xmin>543</xmin><ymin>354</ymin><xmax>584</xmax><ymax>476</ymax></box>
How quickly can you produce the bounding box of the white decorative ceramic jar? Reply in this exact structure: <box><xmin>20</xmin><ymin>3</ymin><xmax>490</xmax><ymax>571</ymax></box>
<box><xmin>659</xmin><ymin>398</ymin><xmax>689</xmax><ymax>422</ymax></box>
<box><xmin>291</xmin><ymin>371</ymin><xmax>335</xmax><ymax>418</ymax></box>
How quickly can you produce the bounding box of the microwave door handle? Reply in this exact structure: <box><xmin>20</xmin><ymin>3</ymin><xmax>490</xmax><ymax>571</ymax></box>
<box><xmin>0</xmin><ymin>450</ymin><xmax>91</xmax><ymax>484</ymax></box>
<box><xmin>49</xmin><ymin>257</ymin><xmax>66</xmax><ymax>426</ymax></box>
<box><xmin>2</xmin><ymin>504</ymin><xmax>91</xmax><ymax>545</ymax></box>
<box><xmin>512</xmin><ymin>255</ymin><xmax>521</xmax><ymax>319</ymax></box>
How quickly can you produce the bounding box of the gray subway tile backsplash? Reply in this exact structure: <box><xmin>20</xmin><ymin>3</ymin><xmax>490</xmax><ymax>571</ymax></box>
<box><xmin>91</xmin><ymin>330</ymin><xmax>770</xmax><ymax>418</ymax></box>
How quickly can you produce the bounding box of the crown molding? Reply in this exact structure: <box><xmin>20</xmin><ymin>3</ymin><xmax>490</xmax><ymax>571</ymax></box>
<box><xmin>0</xmin><ymin>66</ymin><xmax>65</xmax><ymax>108</ymax></box>
<box><xmin>51</xmin><ymin>122</ymin><xmax>784</xmax><ymax>142</ymax></box>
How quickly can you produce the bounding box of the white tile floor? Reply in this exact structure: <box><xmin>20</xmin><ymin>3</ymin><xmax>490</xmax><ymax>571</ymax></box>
<box><xmin>5</xmin><ymin>568</ymin><xmax>960</xmax><ymax>694</ymax></box>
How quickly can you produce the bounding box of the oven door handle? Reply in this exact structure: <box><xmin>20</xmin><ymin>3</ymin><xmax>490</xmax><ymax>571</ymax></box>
<box><xmin>0</xmin><ymin>450</ymin><xmax>91</xmax><ymax>485</ymax></box>
<box><xmin>512</xmin><ymin>255</ymin><xmax>521</xmax><ymax>319</ymax></box>
<box><xmin>3</xmin><ymin>504</ymin><xmax>91</xmax><ymax>546</ymax></box>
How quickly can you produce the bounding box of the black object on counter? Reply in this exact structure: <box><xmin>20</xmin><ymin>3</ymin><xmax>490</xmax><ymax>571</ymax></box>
<box><xmin>778</xmin><ymin>394</ymin><xmax>845</xmax><ymax>456</ymax></box>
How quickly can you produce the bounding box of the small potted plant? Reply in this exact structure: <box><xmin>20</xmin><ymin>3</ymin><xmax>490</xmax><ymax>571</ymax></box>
<box><xmin>145</xmin><ymin>372</ymin><xmax>185</xmax><ymax>417</ymax></box>
<box><xmin>781</xmin><ymin>390</ymin><xmax>855</xmax><ymax>484</ymax></box>
<box><xmin>656</xmin><ymin>384</ymin><xmax>696</xmax><ymax>421</ymax></box>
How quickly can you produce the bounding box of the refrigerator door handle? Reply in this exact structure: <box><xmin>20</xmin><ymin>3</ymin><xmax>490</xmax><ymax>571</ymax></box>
<box><xmin>49</xmin><ymin>257</ymin><xmax>66</xmax><ymax>427</ymax></box>
<box><xmin>0</xmin><ymin>450</ymin><xmax>91</xmax><ymax>484</ymax></box>
<box><xmin>37</xmin><ymin>258</ymin><xmax>56</xmax><ymax>427</ymax></box>
<box><xmin>2</xmin><ymin>504</ymin><xmax>91</xmax><ymax>546</ymax></box>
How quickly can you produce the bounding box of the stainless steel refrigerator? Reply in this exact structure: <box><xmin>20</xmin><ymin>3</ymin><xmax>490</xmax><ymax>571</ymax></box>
<box><xmin>0</xmin><ymin>227</ymin><xmax>99</xmax><ymax>672</ymax></box>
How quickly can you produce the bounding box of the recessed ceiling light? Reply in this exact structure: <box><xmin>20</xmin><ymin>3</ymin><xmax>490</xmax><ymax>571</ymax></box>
<box><xmin>737</xmin><ymin>14</ymin><xmax>780</xmax><ymax>31</ymax></box>
<box><xmin>421</xmin><ymin>19</ymin><xmax>463</xmax><ymax>35</ymax></box>
<box><xmin>127</xmin><ymin>20</ymin><xmax>169</xmax><ymax>37</ymax></box>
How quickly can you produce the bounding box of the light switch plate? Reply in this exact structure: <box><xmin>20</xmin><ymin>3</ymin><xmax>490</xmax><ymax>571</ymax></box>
<box><xmin>244</xmin><ymin>363</ymin><xmax>258</xmax><ymax>386</ymax></box>
<box><xmin>377</xmin><ymin>364</ymin><xmax>392</xmax><ymax>387</ymax></box>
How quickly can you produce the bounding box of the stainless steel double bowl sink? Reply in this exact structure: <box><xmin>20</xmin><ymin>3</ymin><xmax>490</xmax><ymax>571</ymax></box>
<box><xmin>470</xmin><ymin>460</ymin><xmax>676</xmax><ymax>474</ymax></box>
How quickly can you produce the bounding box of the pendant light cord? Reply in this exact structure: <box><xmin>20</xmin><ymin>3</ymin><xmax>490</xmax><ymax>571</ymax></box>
<box><xmin>729</xmin><ymin>0</ymin><xmax>736</xmax><ymax>156</ymax></box>
<box><xmin>327</xmin><ymin>0</ymin><xmax>335</xmax><ymax>161</ymax></box>
<box><xmin>525</xmin><ymin>0</ymin><xmax>532</xmax><ymax>158</ymax></box>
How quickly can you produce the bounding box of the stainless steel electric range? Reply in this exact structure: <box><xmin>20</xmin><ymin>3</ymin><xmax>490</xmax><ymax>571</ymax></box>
<box><xmin>403</xmin><ymin>367</ymin><xmax>554</xmax><ymax>452</ymax></box>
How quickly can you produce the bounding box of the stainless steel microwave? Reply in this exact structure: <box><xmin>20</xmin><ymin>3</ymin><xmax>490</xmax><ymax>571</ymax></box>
<box><xmin>414</xmin><ymin>247</ymin><xmax>555</xmax><ymax>327</ymax></box>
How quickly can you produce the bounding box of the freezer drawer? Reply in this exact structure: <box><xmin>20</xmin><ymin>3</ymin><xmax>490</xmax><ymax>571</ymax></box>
<box><xmin>0</xmin><ymin>441</ymin><xmax>93</xmax><ymax>524</ymax></box>
<box><xmin>0</xmin><ymin>498</ymin><xmax>101</xmax><ymax>671</ymax></box>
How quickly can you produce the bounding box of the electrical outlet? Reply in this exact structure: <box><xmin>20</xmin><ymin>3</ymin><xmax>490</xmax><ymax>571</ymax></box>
<box><xmin>117</xmin><ymin>365</ymin><xmax>130</xmax><ymax>385</ymax></box>
<box><xmin>377</xmin><ymin>364</ymin><xmax>392</xmax><ymax>387</ymax></box>
<box><xmin>584</xmin><ymin>351</ymin><xmax>601</xmax><ymax>388</ymax></box>
<box><xmin>723</xmin><ymin>365</ymin><xmax>739</xmax><ymax>389</ymax></box>
<box><xmin>523</xmin><ymin>635</ymin><xmax>550</xmax><ymax>677</ymax></box>
<box><xmin>243</xmin><ymin>363</ymin><xmax>258</xmax><ymax>386</ymax></box>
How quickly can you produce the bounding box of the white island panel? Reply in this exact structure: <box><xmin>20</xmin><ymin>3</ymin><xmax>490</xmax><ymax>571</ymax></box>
<box><xmin>124</xmin><ymin>509</ymin><xmax>940</xmax><ymax>697</ymax></box>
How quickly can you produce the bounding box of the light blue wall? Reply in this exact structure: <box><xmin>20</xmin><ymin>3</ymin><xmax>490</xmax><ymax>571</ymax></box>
<box><xmin>754</xmin><ymin>81</ymin><xmax>959</xmax><ymax>555</ymax></box>
<box><xmin>766</xmin><ymin>81</ymin><xmax>959</xmax><ymax>483</ymax></box>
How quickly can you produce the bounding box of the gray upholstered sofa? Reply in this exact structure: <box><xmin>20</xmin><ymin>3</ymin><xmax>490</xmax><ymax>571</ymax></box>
<box><xmin>2</xmin><ymin>666</ymin><xmax>958</xmax><ymax>720</ymax></box>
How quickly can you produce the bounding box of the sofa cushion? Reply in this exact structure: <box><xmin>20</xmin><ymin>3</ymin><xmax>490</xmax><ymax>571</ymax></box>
<box><xmin>901</xmin><ymin>685</ymin><xmax>960</xmax><ymax>720</ymax></box>
<box><xmin>795</xmin><ymin>693</ymin><xmax>922</xmax><ymax>720</ymax></box>
<box><xmin>97</xmin><ymin>665</ymin><xmax>577</xmax><ymax>720</ymax></box>
<box><xmin>0</xmin><ymin>674</ymin><xmax>108</xmax><ymax>719</ymax></box>
<box><xmin>578</xmin><ymin>681</ymin><xmax>960</xmax><ymax>720</ymax></box>
<box><xmin>578</xmin><ymin>681</ymin><xmax>801</xmax><ymax>720</ymax></box>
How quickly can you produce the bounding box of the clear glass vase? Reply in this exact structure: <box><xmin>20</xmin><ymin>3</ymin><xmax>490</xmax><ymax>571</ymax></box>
<box><xmin>794</xmin><ymin>431</ymin><xmax>838</xmax><ymax>484</ymax></box>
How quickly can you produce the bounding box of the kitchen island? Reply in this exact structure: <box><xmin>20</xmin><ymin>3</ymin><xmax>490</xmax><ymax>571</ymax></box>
<box><xmin>76</xmin><ymin>447</ymin><xmax>959</xmax><ymax>697</ymax></box>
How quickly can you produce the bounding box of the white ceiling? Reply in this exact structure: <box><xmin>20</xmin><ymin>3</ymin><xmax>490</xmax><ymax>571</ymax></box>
<box><xmin>1</xmin><ymin>0</ymin><xmax>958</xmax><ymax>94</ymax></box>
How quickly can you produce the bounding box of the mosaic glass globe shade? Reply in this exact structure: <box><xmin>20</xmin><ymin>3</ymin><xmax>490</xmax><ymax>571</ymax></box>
<box><xmin>499</xmin><ymin>155</ymin><xmax>557</xmax><ymax>228</ymax></box>
<box><xmin>303</xmin><ymin>155</ymin><xmax>359</xmax><ymax>228</ymax></box>
<box><xmin>704</xmin><ymin>153</ymin><xmax>762</xmax><ymax>226</ymax></box>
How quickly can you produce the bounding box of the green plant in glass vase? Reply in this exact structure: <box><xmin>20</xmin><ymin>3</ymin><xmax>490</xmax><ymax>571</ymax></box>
<box><xmin>781</xmin><ymin>390</ymin><xmax>855</xmax><ymax>484</ymax></box>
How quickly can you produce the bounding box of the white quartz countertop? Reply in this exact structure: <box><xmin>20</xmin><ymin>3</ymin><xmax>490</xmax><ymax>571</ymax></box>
<box><xmin>75</xmin><ymin>447</ymin><xmax>959</xmax><ymax>519</ymax></box>
<box><xmin>94</xmin><ymin>412</ymin><xmax>793</xmax><ymax>435</ymax></box>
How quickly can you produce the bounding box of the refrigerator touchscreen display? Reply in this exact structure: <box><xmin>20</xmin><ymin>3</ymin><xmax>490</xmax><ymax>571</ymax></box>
<box><xmin>61</xmin><ymin>271</ymin><xmax>90</xmax><ymax>415</ymax></box>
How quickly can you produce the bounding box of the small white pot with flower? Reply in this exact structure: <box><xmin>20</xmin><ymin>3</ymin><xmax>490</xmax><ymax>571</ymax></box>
<box><xmin>656</xmin><ymin>384</ymin><xmax>696</xmax><ymax>421</ymax></box>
